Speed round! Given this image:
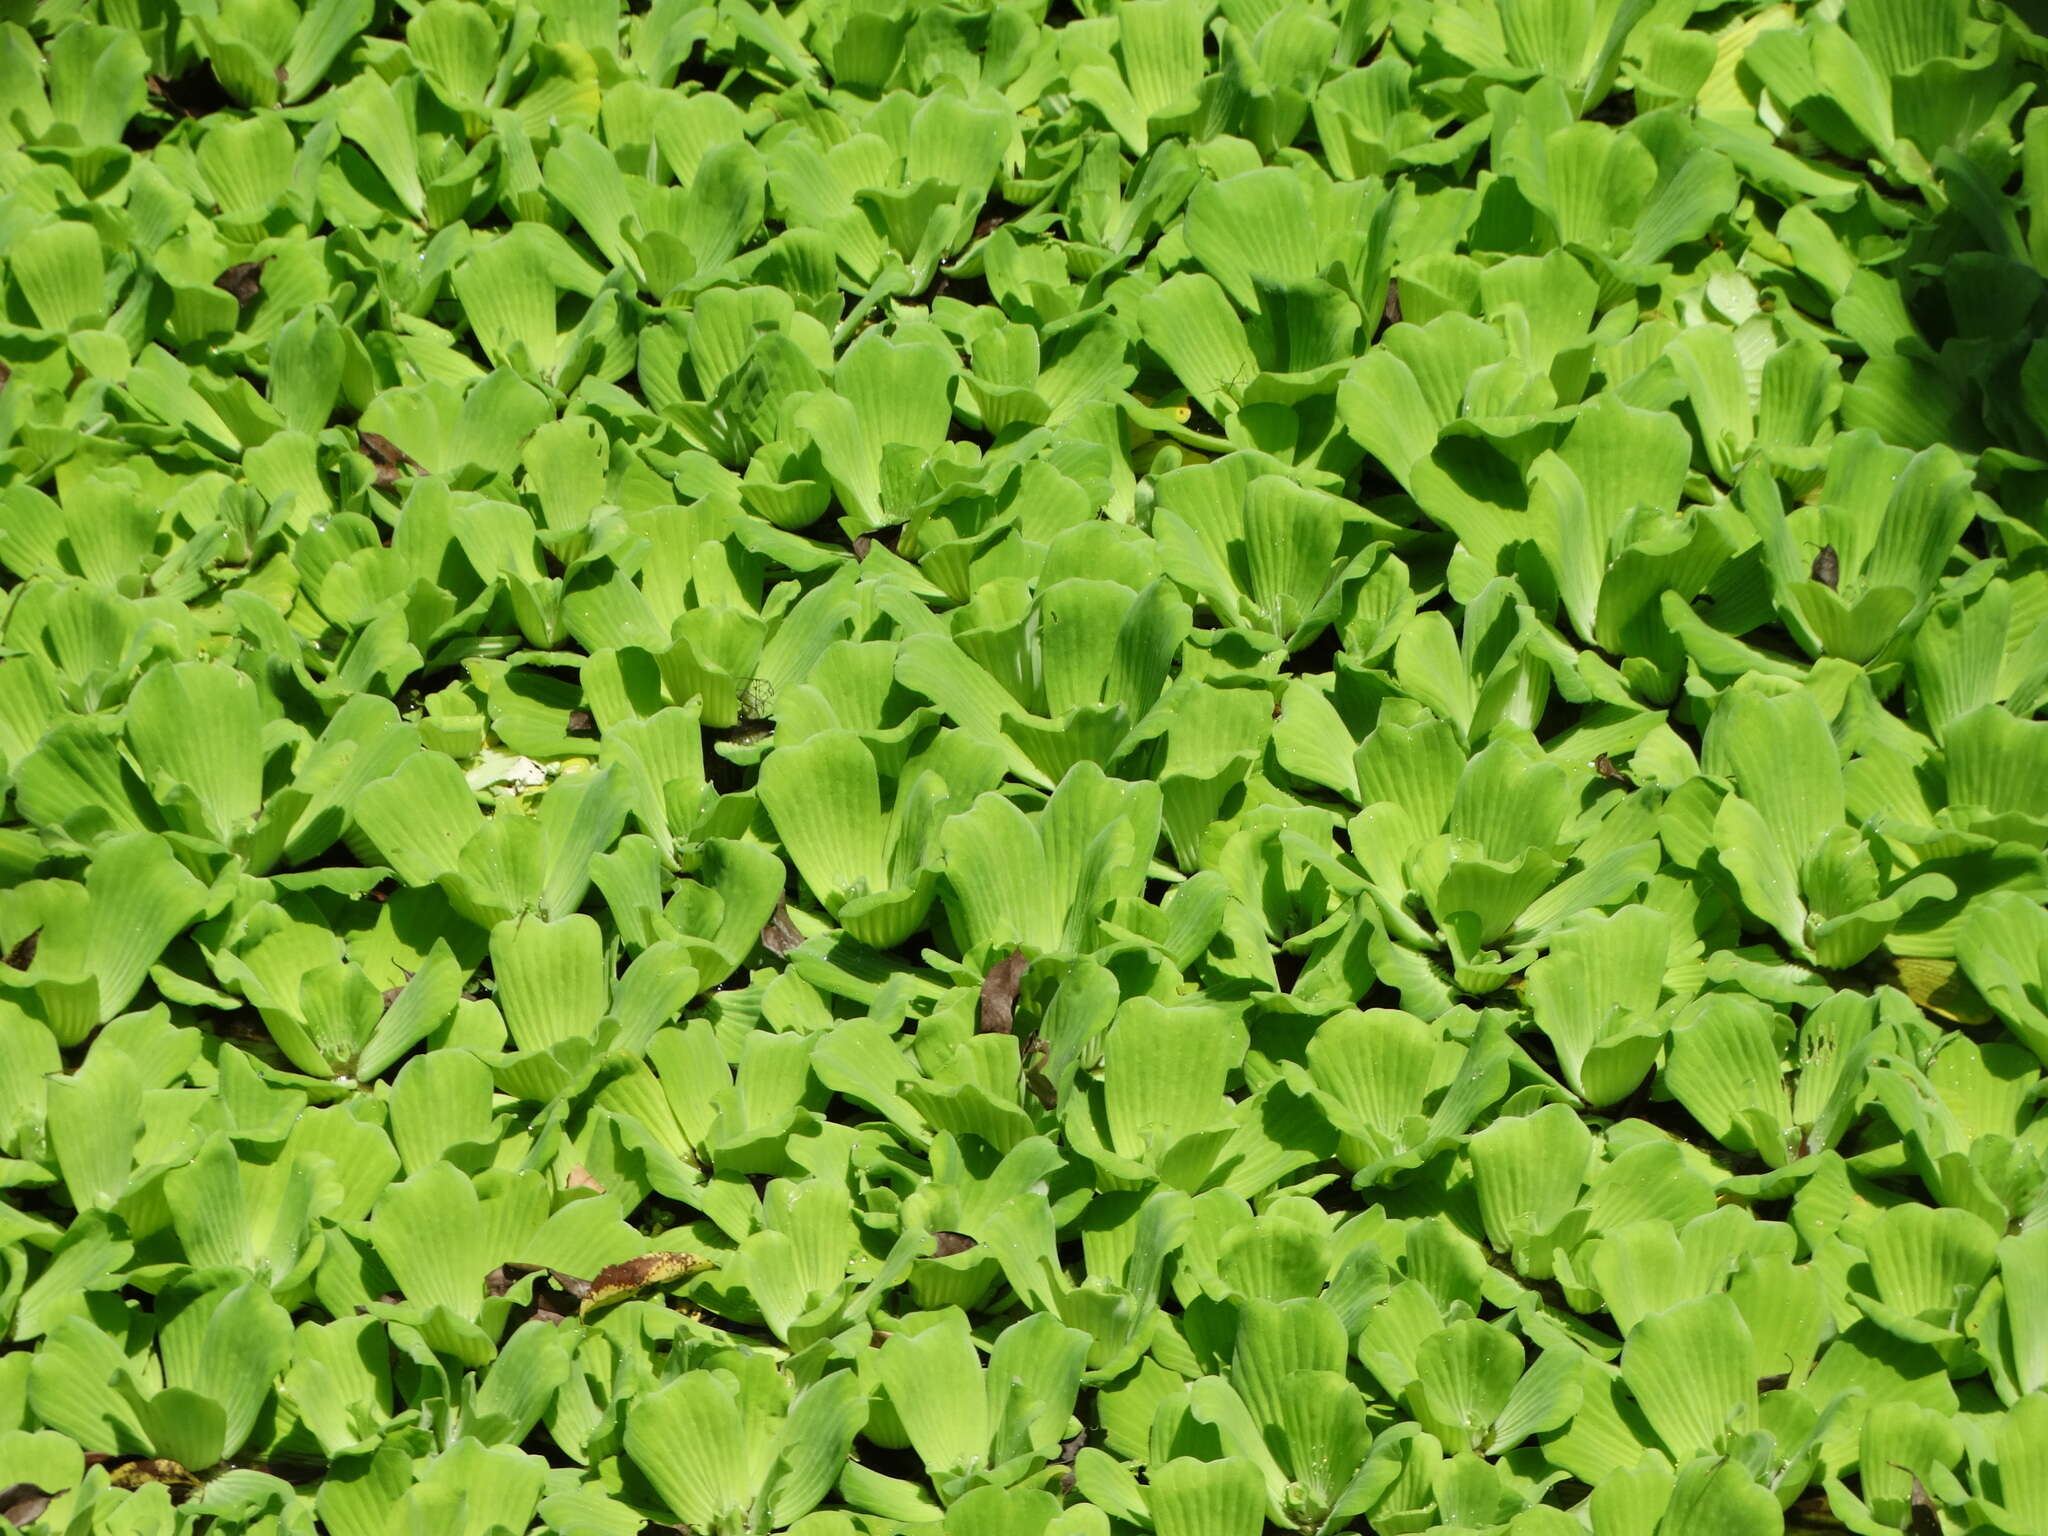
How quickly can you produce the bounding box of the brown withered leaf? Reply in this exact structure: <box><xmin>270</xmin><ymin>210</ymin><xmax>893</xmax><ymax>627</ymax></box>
<box><xmin>852</xmin><ymin>526</ymin><xmax>899</xmax><ymax>563</ymax></box>
<box><xmin>565</xmin><ymin>708</ymin><xmax>597</xmax><ymax>736</ymax></box>
<box><xmin>1381</xmin><ymin>285</ymin><xmax>1402</xmax><ymax>330</ymax></box>
<box><xmin>1905</xmin><ymin>1472</ymin><xmax>1941</xmax><ymax>1536</ymax></box>
<box><xmin>1592</xmin><ymin>753</ymin><xmax>1637</xmax><ymax>791</ymax></box>
<box><xmin>0</xmin><ymin>361</ymin><xmax>12</xmax><ymax>393</ymax></box>
<box><xmin>1810</xmin><ymin>544</ymin><xmax>1839</xmax><ymax>589</ymax></box>
<box><xmin>488</xmin><ymin>1260</ymin><xmax>565</xmax><ymax>1293</ymax></box>
<box><xmin>1021</xmin><ymin>1034</ymin><xmax>1057</xmax><ymax>1110</ymax></box>
<box><xmin>214</xmin><ymin>258</ymin><xmax>269</xmax><ymax>306</ymax></box>
<box><xmin>3</xmin><ymin>931</ymin><xmax>37</xmax><ymax>971</ymax></box>
<box><xmin>931</xmin><ymin>1231</ymin><xmax>977</xmax><ymax>1258</ymax></box>
<box><xmin>536</xmin><ymin>1260</ymin><xmax>595</xmax><ymax>1297</ymax></box>
<box><xmin>565</xmin><ymin>1165</ymin><xmax>606</xmax><ymax>1193</ymax></box>
<box><xmin>1054</xmin><ymin>1432</ymin><xmax>1086</xmax><ymax>1493</ymax></box>
<box><xmin>490</xmin><ymin>1261</ymin><xmax>592</xmax><ymax>1321</ymax></box>
<box><xmin>0</xmin><ymin>1484</ymin><xmax>54</xmax><ymax>1528</ymax></box>
<box><xmin>760</xmin><ymin>897</ymin><xmax>805</xmax><ymax>957</ymax></box>
<box><xmin>108</xmin><ymin>1460</ymin><xmax>201</xmax><ymax>1500</ymax></box>
<box><xmin>579</xmin><ymin>1252</ymin><xmax>714</xmax><ymax>1317</ymax></box>
<box><xmin>357</xmin><ymin>431</ymin><xmax>419</xmax><ymax>488</ymax></box>
<box><xmin>978</xmin><ymin>948</ymin><xmax>1029</xmax><ymax>1035</ymax></box>
<box><xmin>1883</xmin><ymin>1464</ymin><xmax>1942</xmax><ymax>1536</ymax></box>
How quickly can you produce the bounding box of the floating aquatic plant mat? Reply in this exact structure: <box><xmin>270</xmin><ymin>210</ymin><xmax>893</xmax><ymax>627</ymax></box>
<box><xmin>3</xmin><ymin>0</ymin><xmax>2048</xmax><ymax>1532</ymax></box>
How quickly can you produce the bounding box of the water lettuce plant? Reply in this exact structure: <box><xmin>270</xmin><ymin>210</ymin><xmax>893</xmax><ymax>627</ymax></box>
<box><xmin>4</xmin><ymin>0</ymin><xmax>2048</xmax><ymax>1532</ymax></box>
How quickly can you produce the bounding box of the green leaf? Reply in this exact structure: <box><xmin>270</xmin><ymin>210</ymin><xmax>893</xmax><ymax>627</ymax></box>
<box><xmin>1621</xmin><ymin>1294</ymin><xmax>1757</xmax><ymax>1459</ymax></box>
